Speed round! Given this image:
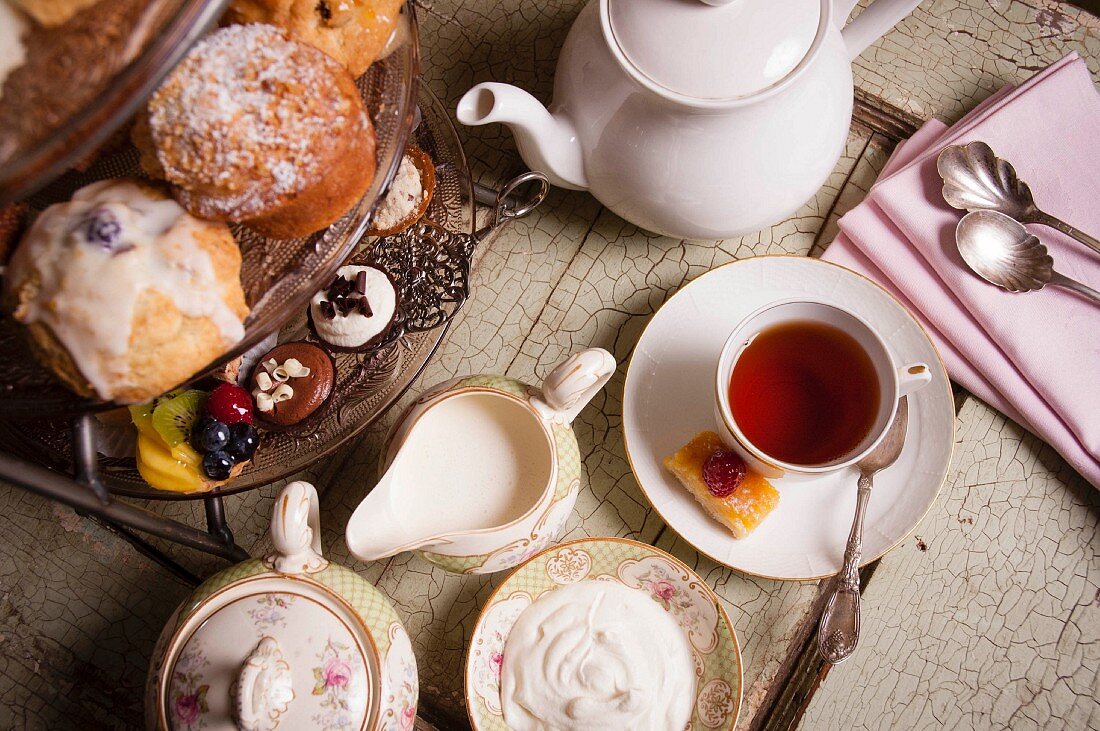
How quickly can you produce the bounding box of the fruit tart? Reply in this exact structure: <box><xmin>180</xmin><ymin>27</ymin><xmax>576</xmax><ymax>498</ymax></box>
<box><xmin>664</xmin><ymin>431</ymin><xmax>779</xmax><ymax>539</ymax></box>
<box><xmin>131</xmin><ymin>385</ymin><xmax>259</xmax><ymax>493</ymax></box>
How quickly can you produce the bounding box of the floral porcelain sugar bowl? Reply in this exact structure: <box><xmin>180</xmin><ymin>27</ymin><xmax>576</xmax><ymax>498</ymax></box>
<box><xmin>146</xmin><ymin>481</ymin><xmax>417</xmax><ymax>731</ymax></box>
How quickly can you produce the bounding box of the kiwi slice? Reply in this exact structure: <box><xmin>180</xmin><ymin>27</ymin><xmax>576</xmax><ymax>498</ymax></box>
<box><xmin>151</xmin><ymin>390</ymin><xmax>207</xmax><ymax>449</ymax></box>
<box><xmin>129</xmin><ymin>388</ymin><xmax>184</xmax><ymax>435</ymax></box>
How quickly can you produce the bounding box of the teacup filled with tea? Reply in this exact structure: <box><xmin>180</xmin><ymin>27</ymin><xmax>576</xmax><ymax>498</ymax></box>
<box><xmin>715</xmin><ymin>299</ymin><xmax>931</xmax><ymax>477</ymax></box>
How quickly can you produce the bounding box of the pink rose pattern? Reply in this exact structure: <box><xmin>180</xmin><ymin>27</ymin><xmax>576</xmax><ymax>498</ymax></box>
<box><xmin>170</xmin><ymin>645</ymin><xmax>210</xmax><ymax>730</ymax></box>
<box><xmin>651</xmin><ymin>579</ymin><xmax>676</xmax><ymax>604</ymax></box>
<box><xmin>641</xmin><ymin>565</ymin><xmax>703</xmax><ymax>629</ymax></box>
<box><xmin>489</xmin><ymin>651</ymin><xmax>504</xmax><ymax>678</ymax></box>
<box><xmin>311</xmin><ymin>638</ymin><xmax>360</xmax><ymax>729</ymax></box>
<box><xmin>400</xmin><ymin>704</ymin><xmax>416</xmax><ymax>730</ymax></box>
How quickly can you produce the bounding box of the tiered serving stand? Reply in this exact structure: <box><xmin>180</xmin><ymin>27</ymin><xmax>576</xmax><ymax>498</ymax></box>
<box><xmin>0</xmin><ymin>0</ymin><xmax>547</xmax><ymax>573</ymax></box>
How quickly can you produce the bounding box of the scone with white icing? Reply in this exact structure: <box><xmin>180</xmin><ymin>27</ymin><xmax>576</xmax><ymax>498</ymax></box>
<box><xmin>309</xmin><ymin>264</ymin><xmax>396</xmax><ymax>349</ymax></box>
<box><xmin>2</xmin><ymin>179</ymin><xmax>249</xmax><ymax>403</ymax></box>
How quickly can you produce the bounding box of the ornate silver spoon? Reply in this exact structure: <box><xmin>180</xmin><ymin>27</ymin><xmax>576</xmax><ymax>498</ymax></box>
<box><xmin>937</xmin><ymin>141</ymin><xmax>1100</xmax><ymax>256</ymax></box>
<box><xmin>955</xmin><ymin>210</ymin><xmax>1100</xmax><ymax>304</ymax></box>
<box><xmin>818</xmin><ymin>397</ymin><xmax>909</xmax><ymax>664</ymax></box>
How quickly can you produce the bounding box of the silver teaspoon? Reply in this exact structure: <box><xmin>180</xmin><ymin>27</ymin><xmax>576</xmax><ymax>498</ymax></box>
<box><xmin>956</xmin><ymin>210</ymin><xmax>1100</xmax><ymax>304</ymax></box>
<box><xmin>818</xmin><ymin>397</ymin><xmax>909</xmax><ymax>665</ymax></box>
<box><xmin>937</xmin><ymin>141</ymin><xmax>1100</xmax><ymax>256</ymax></box>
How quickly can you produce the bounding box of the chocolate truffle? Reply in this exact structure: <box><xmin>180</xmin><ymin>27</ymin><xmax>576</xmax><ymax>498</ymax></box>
<box><xmin>249</xmin><ymin>342</ymin><xmax>335</xmax><ymax>428</ymax></box>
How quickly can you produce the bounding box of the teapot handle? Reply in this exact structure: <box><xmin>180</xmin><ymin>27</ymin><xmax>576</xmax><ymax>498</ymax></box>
<box><xmin>268</xmin><ymin>480</ymin><xmax>328</xmax><ymax>574</ymax></box>
<box><xmin>838</xmin><ymin>0</ymin><xmax>922</xmax><ymax>60</ymax></box>
<box><xmin>533</xmin><ymin>348</ymin><xmax>617</xmax><ymax>425</ymax></box>
<box><xmin>236</xmin><ymin>637</ymin><xmax>294</xmax><ymax>731</ymax></box>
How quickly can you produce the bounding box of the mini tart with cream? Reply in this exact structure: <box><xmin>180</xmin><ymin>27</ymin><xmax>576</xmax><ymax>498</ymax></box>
<box><xmin>664</xmin><ymin>431</ymin><xmax>779</xmax><ymax>539</ymax></box>
<box><xmin>249</xmin><ymin>341</ymin><xmax>335</xmax><ymax>428</ymax></box>
<box><xmin>1</xmin><ymin>179</ymin><xmax>248</xmax><ymax>404</ymax></box>
<box><xmin>308</xmin><ymin>264</ymin><xmax>396</xmax><ymax>350</ymax></box>
<box><xmin>367</xmin><ymin>145</ymin><xmax>436</xmax><ymax>237</ymax></box>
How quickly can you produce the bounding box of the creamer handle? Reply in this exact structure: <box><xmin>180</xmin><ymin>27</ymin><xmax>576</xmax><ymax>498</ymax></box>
<box><xmin>268</xmin><ymin>481</ymin><xmax>328</xmax><ymax>574</ymax></box>
<box><xmin>236</xmin><ymin>637</ymin><xmax>294</xmax><ymax>731</ymax></box>
<box><xmin>534</xmin><ymin>348</ymin><xmax>617</xmax><ymax>425</ymax></box>
<box><xmin>839</xmin><ymin>0</ymin><xmax>922</xmax><ymax>60</ymax></box>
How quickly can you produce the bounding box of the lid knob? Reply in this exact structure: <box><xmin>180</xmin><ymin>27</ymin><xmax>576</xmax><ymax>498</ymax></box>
<box><xmin>236</xmin><ymin>637</ymin><xmax>294</xmax><ymax>731</ymax></box>
<box><xmin>268</xmin><ymin>481</ymin><xmax>328</xmax><ymax>574</ymax></box>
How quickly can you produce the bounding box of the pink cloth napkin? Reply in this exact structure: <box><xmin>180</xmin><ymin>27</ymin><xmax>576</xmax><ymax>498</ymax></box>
<box><xmin>824</xmin><ymin>54</ymin><xmax>1100</xmax><ymax>487</ymax></box>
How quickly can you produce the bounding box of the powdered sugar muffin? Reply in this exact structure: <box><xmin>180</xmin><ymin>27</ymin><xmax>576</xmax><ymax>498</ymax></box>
<box><xmin>134</xmin><ymin>23</ymin><xmax>377</xmax><ymax>239</ymax></box>
<box><xmin>2</xmin><ymin>179</ymin><xmax>249</xmax><ymax>404</ymax></box>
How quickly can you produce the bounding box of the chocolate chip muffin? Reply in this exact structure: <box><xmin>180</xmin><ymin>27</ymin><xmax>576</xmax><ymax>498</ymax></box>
<box><xmin>226</xmin><ymin>0</ymin><xmax>405</xmax><ymax>76</ymax></box>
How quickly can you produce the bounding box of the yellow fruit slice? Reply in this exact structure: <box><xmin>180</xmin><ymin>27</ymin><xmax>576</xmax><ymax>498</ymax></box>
<box><xmin>136</xmin><ymin>432</ymin><xmax>205</xmax><ymax>493</ymax></box>
<box><xmin>170</xmin><ymin>441</ymin><xmax>203</xmax><ymax>468</ymax></box>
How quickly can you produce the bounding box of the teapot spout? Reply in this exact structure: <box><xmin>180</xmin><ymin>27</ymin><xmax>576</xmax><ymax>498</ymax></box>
<box><xmin>457</xmin><ymin>83</ymin><xmax>588</xmax><ymax>191</ymax></box>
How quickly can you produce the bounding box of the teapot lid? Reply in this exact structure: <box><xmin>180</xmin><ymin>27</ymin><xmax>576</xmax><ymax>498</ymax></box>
<box><xmin>603</xmin><ymin>0</ymin><xmax>826</xmax><ymax>102</ymax></box>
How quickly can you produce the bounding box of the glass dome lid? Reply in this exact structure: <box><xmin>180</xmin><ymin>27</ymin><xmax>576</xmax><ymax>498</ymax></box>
<box><xmin>0</xmin><ymin>0</ymin><xmax>230</xmax><ymax>206</ymax></box>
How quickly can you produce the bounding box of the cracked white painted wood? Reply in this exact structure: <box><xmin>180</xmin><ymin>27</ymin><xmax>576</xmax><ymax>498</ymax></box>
<box><xmin>797</xmin><ymin>397</ymin><xmax>1100</xmax><ymax>730</ymax></box>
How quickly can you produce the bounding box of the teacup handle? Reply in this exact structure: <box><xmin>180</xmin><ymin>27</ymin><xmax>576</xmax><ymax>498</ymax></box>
<box><xmin>533</xmin><ymin>348</ymin><xmax>617</xmax><ymax>425</ymax></box>
<box><xmin>898</xmin><ymin>362</ymin><xmax>932</xmax><ymax>397</ymax></box>
<box><xmin>268</xmin><ymin>480</ymin><xmax>328</xmax><ymax>574</ymax></box>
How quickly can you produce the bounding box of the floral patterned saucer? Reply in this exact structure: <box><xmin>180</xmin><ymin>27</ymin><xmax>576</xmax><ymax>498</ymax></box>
<box><xmin>465</xmin><ymin>537</ymin><xmax>742</xmax><ymax>730</ymax></box>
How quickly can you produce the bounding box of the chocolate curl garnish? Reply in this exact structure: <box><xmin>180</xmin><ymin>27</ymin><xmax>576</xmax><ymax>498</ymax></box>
<box><xmin>319</xmin><ymin>300</ymin><xmax>336</xmax><ymax>319</ymax></box>
<box><xmin>326</xmin><ymin>275</ymin><xmax>354</xmax><ymax>301</ymax></box>
<box><xmin>355</xmin><ymin>270</ymin><xmax>367</xmax><ymax>294</ymax></box>
<box><xmin>358</xmin><ymin>296</ymin><xmax>373</xmax><ymax>317</ymax></box>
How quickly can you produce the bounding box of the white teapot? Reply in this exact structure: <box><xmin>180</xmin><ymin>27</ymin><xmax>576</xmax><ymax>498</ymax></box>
<box><xmin>457</xmin><ymin>0</ymin><xmax>921</xmax><ymax>240</ymax></box>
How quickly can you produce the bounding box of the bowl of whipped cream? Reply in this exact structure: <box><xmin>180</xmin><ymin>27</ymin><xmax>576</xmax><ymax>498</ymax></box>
<box><xmin>465</xmin><ymin>537</ymin><xmax>742</xmax><ymax>730</ymax></box>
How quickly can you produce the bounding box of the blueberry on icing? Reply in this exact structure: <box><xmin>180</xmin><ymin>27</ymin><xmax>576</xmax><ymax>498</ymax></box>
<box><xmin>79</xmin><ymin>208</ymin><xmax>128</xmax><ymax>253</ymax></box>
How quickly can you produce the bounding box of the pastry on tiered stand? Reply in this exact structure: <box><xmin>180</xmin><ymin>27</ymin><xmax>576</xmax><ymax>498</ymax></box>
<box><xmin>309</xmin><ymin>264</ymin><xmax>397</xmax><ymax>349</ymax></box>
<box><xmin>249</xmin><ymin>341</ymin><xmax>336</xmax><ymax>429</ymax></box>
<box><xmin>368</xmin><ymin>145</ymin><xmax>436</xmax><ymax>236</ymax></box>
<box><xmin>133</xmin><ymin>23</ymin><xmax>378</xmax><ymax>239</ymax></box>
<box><xmin>226</xmin><ymin>0</ymin><xmax>406</xmax><ymax>76</ymax></box>
<box><xmin>2</xmin><ymin>179</ymin><xmax>249</xmax><ymax>405</ymax></box>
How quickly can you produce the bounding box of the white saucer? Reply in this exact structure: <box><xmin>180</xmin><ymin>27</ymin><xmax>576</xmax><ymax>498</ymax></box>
<box><xmin>623</xmin><ymin>256</ymin><xmax>955</xmax><ymax>581</ymax></box>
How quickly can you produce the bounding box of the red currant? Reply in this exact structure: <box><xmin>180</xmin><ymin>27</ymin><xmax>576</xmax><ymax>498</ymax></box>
<box><xmin>206</xmin><ymin>383</ymin><xmax>253</xmax><ymax>425</ymax></box>
<box><xmin>702</xmin><ymin>448</ymin><xmax>747</xmax><ymax>498</ymax></box>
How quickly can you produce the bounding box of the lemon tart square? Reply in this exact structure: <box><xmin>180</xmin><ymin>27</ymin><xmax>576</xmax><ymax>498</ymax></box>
<box><xmin>663</xmin><ymin>431</ymin><xmax>779</xmax><ymax>539</ymax></box>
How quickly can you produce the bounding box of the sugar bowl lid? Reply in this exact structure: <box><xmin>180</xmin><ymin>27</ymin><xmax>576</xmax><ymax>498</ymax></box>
<box><xmin>602</xmin><ymin>0</ymin><xmax>824</xmax><ymax>102</ymax></box>
<box><xmin>152</xmin><ymin>482</ymin><xmax>411</xmax><ymax>731</ymax></box>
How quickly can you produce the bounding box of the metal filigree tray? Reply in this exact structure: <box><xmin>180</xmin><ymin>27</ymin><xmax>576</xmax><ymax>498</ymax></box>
<box><xmin>0</xmin><ymin>85</ymin><xmax>549</xmax><ymax>501</ymax></box>
<box><xmin>0</xmin><ymin>5</ymin><xmax>419</xmax><ymax>419</ymax></box>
